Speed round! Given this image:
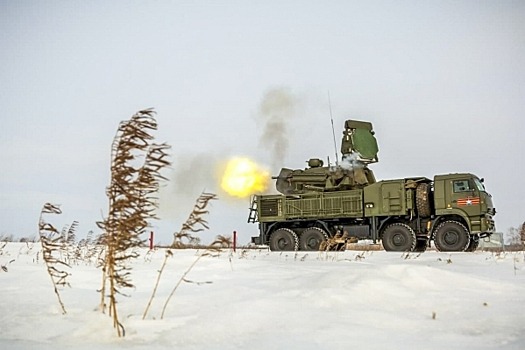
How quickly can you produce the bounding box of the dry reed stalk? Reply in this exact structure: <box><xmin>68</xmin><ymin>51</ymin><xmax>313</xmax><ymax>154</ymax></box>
<box><xmin>171</xmin><ymin>192</ymin><xmax>217</xmax><ymax>248</ymax></box>
<box><xmin>160</xmin><ymin>235</ymin><xmax>224</xmax><ymax>319</ymax></box>
<box><xmin>38</xmin><ymin>203</ymin><xmax>73</xmax><ymax>315</ymax></box>
<box><xmin>142</xmin><ymin>249</ymin><xmax>173</xmax><ymax>320</ymax></box>
<box><xmin>97</xmin><ymin>109</ymin><xmax>170</xmax><ymax>336</ymax></box>
<box><xmin>141</xmin><ymin>192</ymin><xmax>218</xmax><ymax>320</ymax></box>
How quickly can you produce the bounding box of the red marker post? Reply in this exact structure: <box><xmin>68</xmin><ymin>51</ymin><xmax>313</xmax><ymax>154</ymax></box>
<box><xmin>149</xmin><ymin>231</ymin><xmax>154</xmax><ymax>250</ymax></box>
<box><xmin>233</xmin><ymin>231</ymin><xmax>237</xmax><ymax>253</ymax></box>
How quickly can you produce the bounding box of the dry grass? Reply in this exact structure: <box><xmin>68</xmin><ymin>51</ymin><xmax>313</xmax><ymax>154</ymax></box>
<box><xmin>171</xmin><ymin>192</ymin><xmax>217</xmax><ymax>248</ymax></box>
<box><xmin>38</xmin><ymin>203</ymin><xmax>72</xmax><ymax>315</ymax></box>
<box><xmin>319</xmin><ymin>237</ymin><xmax>347</xmax><ymax>252</ymax></box>
<box><xmin>97</xmin><ymin>109</ymin><xmax>170</xmax><ymax>336</ymax></box>
<box><xmin>0</xmin><ymin>241</ymin><xmax>14</xmax><ymax>272</ymax></box>
<box><xmin>142</xmin><ymin>248</ymin><xmax>173</xmax><ymax>320</ymax></box>
<box><xmin>138</xmin><ymin>191</ymin><xmax>233</xmax><ymax>320</ymax></box>
<box><xmin>160</xmin><ymin>234</ymin><xmax>226</xmax><ymax>319</ymax></box>
<box><xmin>140</xmin><ymin>191</ymin><xmax>223</xmax><ymax>320</ymax></box>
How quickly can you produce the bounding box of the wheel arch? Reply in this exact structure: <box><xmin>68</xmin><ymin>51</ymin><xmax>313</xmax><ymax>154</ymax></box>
<box><xmin>309</xmin><ymin>220</ymin><xmax>333</xmax><ymax>237</ymax></box>
<box><xmin>377</xmin><ymin>217</ymin><xmax>404</xmax><ymax>238</ymax></box>
<box><xmin>431</xmin><ymin>214</ymin><xmax>471</xmax><ymax>238</ymax></box>
<box><xmin>261</xmin><ymin>221</ymin><xmax>289</xmax><ymax>245</ymax></box>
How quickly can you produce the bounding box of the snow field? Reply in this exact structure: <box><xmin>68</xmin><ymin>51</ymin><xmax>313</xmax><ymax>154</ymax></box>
<box><xmin>1</xmin><ymin>243</ymin><xmax>524</xmax><ymax>349</ymax></box>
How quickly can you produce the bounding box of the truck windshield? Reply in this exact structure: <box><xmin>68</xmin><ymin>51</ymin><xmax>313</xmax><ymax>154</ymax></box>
<box><xmin>473</xmin><ymin>178</ymin><xmax>485</xmax><ymax>192</ymax></box>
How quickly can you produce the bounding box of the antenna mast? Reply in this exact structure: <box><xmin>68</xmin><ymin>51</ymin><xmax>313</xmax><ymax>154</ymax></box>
<box><xmin>328</xmin><ymin>91</ymin><xmax>339</xmax><ymax>166</ymax></box>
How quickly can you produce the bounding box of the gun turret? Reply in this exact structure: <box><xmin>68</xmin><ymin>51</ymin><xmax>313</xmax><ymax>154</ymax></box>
<box><xmin>274</xmin><ymin>119</ymin><xmax>379</xmax><ymax>195</ymax></box>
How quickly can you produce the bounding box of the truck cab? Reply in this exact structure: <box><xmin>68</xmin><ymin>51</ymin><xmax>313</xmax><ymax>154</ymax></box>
<box><xmin>433</xmin><ymin>173</ymin><xmax>496</xmax><ymax>237</ymax></box>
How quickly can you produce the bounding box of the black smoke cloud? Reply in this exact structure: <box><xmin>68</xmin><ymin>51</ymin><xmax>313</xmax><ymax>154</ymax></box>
<box><xmin>257</xmin><ymin>87</ymin><xmax>298</xmax><ymax>170</ymax></box>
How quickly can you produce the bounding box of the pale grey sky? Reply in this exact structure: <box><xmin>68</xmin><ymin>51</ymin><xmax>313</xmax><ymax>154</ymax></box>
<box><xmin>1</xmin><ymin>0</ymin><xmax>524</xmax><ymax>244</ymax></box>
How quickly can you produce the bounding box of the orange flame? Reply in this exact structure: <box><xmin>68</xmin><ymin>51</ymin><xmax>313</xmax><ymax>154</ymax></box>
<box><xmin>220</xmin><ymin>157</ymin><xmax>270</xmax><ymax>198</ymax></box>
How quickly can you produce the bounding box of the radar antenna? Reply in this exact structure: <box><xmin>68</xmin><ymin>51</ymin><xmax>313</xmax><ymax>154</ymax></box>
<box><xmin>328</xmin><ymin>91</ymin><xmax>339</xmax><ymax>166</ymax></box>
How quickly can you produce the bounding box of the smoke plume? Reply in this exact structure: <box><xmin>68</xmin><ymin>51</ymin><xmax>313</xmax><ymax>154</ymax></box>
<box><xmin>158</xmin><ymin>153</ymin><xmax>220</xmax><ymax>220</ymax></box>
<box><xmin>339</xmin><ymin>152</ymin><xmax>365</xmax><ymax>170</ymax></box>
<box><xmin>257</xmin><ymin>87</ymin><xmax>298</xmax><ymax>170</ymax></box>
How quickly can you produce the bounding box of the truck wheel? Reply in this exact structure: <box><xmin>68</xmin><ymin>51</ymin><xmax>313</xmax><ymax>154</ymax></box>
<box><xmin>416</xmin><ymin>183</ymin><xmax>432</xmax><ymax>218</ymax></box>
<box><xmin>382</xmin><ymin>223</ymin><xmax>416</xmax><ymax>252</ymax></box>
<box><xmin>269</xmin><ymin>228</ymin><xmax>298</xmax><ymax>251</ymax></box>
<box><xmin>433</xmin><ymin>221</ymin><xmax>470</xmax><ymax>252</ymax></box>
<box><xmin>299</xmin><ymin>227</ymin><xmax>328</xmax><ymax>251</ymax></box>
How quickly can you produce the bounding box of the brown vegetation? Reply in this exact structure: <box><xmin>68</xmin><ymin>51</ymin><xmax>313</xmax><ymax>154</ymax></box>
<box><xmin>38</xmin><ymin>203</ymin><xmax>73</xmax><ymax>314</ymax></box>
<box><xmin>97</xmin><ymin>109</ymin><xmax>170</xmax><ymax>336</ymax></box>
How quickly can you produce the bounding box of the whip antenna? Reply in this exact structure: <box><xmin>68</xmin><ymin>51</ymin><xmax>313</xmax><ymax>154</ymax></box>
<box><xmin>328</xmin><ymin>91</ymin><xmax>339</xmax><ymax>166</ymax></box>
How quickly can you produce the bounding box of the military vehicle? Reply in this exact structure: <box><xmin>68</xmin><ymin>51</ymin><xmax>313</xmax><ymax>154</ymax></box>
<box><xmin>248</xmin><ymin>120</ymin><xmax>496</xmax><ymax>252</ymax></box>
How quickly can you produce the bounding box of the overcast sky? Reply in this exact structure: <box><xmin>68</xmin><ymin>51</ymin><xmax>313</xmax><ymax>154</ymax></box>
<box><xmin>1</xmin><ymin>0</ymin><xmax>523</xmax><ymax>244</ymax></box>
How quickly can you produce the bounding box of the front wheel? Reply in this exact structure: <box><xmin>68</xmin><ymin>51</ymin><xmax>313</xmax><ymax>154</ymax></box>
<box><xmin>433</xmin><ymin>221</ymin><xmax>470</xmax><ymax>252</ymax></box>
<box><xmin>269</xmin><ymin>228</ymin><xmax>298</xmax><ymax>251</ymax></box>
<box><xmin>382</xmin><ymin>223</ymin><xmax>416</xmax><ymax>252</ymax></box>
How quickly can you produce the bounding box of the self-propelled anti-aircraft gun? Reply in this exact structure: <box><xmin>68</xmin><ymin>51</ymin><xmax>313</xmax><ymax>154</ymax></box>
<box><xmin>249</xmin><ymin>119</ymin><xmax>496</xmax><ymax>253</ymax></box>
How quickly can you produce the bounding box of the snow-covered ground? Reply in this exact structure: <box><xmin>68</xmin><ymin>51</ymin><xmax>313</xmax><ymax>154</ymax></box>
<box><xmin>1</xmin><ymin>243</ymin><xmax>524</xmax><ymax>349</ymax></box>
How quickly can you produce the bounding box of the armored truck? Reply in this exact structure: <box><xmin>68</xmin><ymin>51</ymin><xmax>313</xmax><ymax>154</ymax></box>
<box><xmin>248</xmin><ymin>120</ymin><xmax>496</xmax><ymax>252</ymax></box>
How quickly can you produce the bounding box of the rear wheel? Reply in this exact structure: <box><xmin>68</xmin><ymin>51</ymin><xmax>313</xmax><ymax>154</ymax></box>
<box><xmin>269</xmin><ymin>228</ymin><xmax>298</xmax><ymax>251</ymax></box>
<box><xmin>299</xmin><ymin>227</ymin><xmax>328</xmax><ymax>251</ymax></box>
<box><xmin>433</xmin><ymin>221</ymin><xmax>470</xmax><ymax>252</ymax></box>
<box><xmin>382</xmin><ymin>223</ymin><xmax>416</xmax><ymax>252</ymax></box>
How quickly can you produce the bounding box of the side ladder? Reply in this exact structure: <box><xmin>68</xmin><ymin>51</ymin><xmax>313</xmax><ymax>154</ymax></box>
<box><xmin>247</xmin><ymin>196</ymin><xmax>258</xmax><ymax>223</ymax></box>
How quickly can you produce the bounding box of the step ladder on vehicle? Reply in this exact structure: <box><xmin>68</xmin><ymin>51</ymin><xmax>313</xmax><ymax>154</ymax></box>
<box><xmin>247</xmin><ymin>196</ymin><xmax>258</xmax><ymax>223</ymax></box>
